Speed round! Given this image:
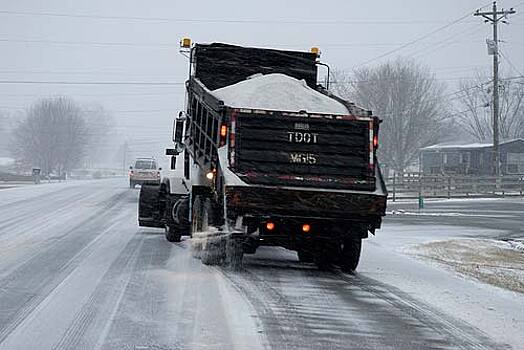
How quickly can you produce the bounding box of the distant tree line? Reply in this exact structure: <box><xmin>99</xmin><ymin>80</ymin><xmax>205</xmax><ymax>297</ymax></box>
<box><xmin>9</xmin><ymin>97</ymin><xmax>115</xmax><ymax>176</ymax></box>
<box><xmin>455</xmin><ymin>75</ymin><xmax>524</xmax><ymax>142</ymax></box>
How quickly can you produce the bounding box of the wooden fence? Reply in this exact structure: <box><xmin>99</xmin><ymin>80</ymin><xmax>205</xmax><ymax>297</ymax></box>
<box><xmin>385</xmin><ymin>173</ymin><xmax>524</xmax><ymax>200</ymax></box>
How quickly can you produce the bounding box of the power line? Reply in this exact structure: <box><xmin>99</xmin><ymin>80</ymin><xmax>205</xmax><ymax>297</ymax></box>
<box><xmin>0</xmin><ymin>80</ymin><xmax>183</xmax><ymax>86</ymax></box>
<box><xmin>0</xmin><ymin>38</ymin><xmax>175</xmax><ymax>48</ymax></box>
<box><xmin>409</xmin><ymin>25</ymin><xmax>483</xmax><ymax>59</ymax></box>
<box><xmin>0</xmin><ymin>10</ymin><xmax>477</xmax><ymax>25</ymax></box>
<box><xmin>0</xmin><ymin>37</ymin><xmax>492</xmax><ymax>50</ymax></box>
<box><xmin>499</xmin><ymin>49</ymin><xmax>524</xmax><ymax>78</ymax></box>
<box><xmin>0</xmin><ymin>91</ymin><xmax>182</xmax><ymax>97</ymax></box>
<box><xmin>353</xmin><ymin>2</ymin><xmax>492</xmax><ymax>68</ymax></box>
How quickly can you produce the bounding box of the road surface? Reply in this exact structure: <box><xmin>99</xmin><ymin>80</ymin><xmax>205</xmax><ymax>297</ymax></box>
<box><xmin>0</xmin><ymin>179</ymin><xmax>521</xmax><ymax>349</ymax></box>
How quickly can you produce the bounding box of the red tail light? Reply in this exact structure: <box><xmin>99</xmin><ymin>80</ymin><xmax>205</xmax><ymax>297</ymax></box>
<box><xmin>266</xmin><ymin>222</ymin><xmax>275</xmax><ymax>231</ymax></box>
<box><xmin>302</xmin><ymin>224</ymin><xmax>311</xmax><ymax>233</ymax></box>
<box><xmin>219</xmin><ymin>123</ymin><xmax>228</xmax><ymax>146</ymax></box>
<box><xmin>373</xmin><ymin>135</ymin><xmax>378</xmax><ymax>149</ymax></box>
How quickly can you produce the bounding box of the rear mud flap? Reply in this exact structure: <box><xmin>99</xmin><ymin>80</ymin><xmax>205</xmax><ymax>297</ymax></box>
<box><xmin>138</xmin><ymin>184</ymin><xmax>164</xmax><ymax>228</ymax></box>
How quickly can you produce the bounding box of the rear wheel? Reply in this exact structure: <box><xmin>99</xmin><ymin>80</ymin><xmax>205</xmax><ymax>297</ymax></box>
<box><xmin>226</xmin><ymin>237</ymin><xmax>244</xmax><ymax>271</ymax></box>
<box><xmin>339</xmin><ymin>238</ymin><xmax>362</xmax><ymax>273</ymax></box>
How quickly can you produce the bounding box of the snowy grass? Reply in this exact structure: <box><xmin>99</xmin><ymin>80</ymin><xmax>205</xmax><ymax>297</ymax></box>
<box><xmin>386</xmin><ymin>209</ymin><xmax>513</xmax><ymax>218</ymax></box>
<box><xmin>407</xmin><ymin>238</ymin><xmax>524</xmax><ymax>293</ymax></box>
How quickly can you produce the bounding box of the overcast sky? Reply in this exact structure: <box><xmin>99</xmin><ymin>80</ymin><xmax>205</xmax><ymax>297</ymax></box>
<box><xmin>1</xmin><ymin>0</ymin><xmax>523</xmax><ymax>164</ymax></box>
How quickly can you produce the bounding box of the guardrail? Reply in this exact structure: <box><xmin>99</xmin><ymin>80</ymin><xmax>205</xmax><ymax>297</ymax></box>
<box><xmin>386</xmin><ymin>173</ymin><xmax>524</xmax><ymax>200</ymax></box>
<box><xmin>0</xmin><ymin>173</ymin><xmax>33</xmax><ymax>182</ymax></box>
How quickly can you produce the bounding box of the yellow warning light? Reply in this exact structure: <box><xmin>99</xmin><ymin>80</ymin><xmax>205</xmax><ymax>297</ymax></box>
<box><xmin>310</xmin><ymin>47</ymin><xmax>321</xmax><ymax>57</ymax></box>
<box><xmin>180</xmin><ymin>37</ymin><xmax>192</xmax><ymax>48</ymax></box>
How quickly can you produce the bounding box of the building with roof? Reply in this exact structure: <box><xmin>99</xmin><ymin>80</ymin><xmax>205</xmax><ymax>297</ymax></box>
<box><xmin>420</xmin><ymin>139</ymin><xmax>524</xmax><ymax>175</ymax></box>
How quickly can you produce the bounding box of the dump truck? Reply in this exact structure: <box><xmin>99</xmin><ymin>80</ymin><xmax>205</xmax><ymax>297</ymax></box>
<box><xmin>138</xmin><ymin>41</ymin><xmax>387</xmax><ymax>271</ymax></box>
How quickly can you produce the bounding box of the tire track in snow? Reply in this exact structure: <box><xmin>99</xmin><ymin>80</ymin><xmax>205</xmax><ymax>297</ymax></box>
<box><xmin>0</xmin><ymin>191</ymin><xmax>128</xmax><ymax>344</ymax></box>
<box><xmin>0</xmin><ymin>187</ymin><xmax>95</xmax><ymax>234</ymax></box>
<box><xmin>96</xmin><ymin>232</ymin><xmax>175</xmax><ymax>350</ymax></box>
<box><xmin>335</xmin><ymin>272</ymin><xmax>510</xmax><ymax>350</ymax></box>
<box><xmin>51</xmin><ymin>230</ymin><xmax>145</xmax><ymax>350</ymax></box>
<box><xmin>219</xmin><ymin>249</ymin><xmax>509</xmax><ymax>350</ymax></box>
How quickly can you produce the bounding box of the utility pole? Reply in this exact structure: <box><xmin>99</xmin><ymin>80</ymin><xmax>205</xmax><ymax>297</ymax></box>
<box><xmin>474</xmin><ymin>2</ymin><xmax>515</xmax><ymax>175</ymax></box>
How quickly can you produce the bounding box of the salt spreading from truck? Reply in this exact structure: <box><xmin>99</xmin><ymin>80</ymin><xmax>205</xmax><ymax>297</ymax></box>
<box><xmin>211</xmin><ymin>73</ymin><xmax>349</xmax><ymax>115</ymax></box>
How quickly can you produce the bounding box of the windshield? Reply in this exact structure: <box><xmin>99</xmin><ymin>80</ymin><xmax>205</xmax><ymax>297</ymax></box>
<box><xmin>134</xmin><ymin>160</ymin><xmax>156</xmax><ymax>169</ymax></box>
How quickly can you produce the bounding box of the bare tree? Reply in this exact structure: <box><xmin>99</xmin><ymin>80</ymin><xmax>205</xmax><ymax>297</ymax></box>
<box><xmin>83</xmin><ymin>104</ymin><xmax>117</xmax><ymax>168</ymax></box>
<box><xmin>10</xmin><ymin>97</ymin><xmax>88</xmax><ymax>175</ymax></box>
<box><xmin>332</xmin><ymin>59</ymin><xmax>450</xmax><ymax>173</ymax></box>
<box><xmin>455</xmin><ymin>75</ymin><xmax>524</xmax><ymax>142</ymax></box>
<box><xmin>0</xmin><ymin>111</ymin><xmax>19</xmax><ymax>156</ymax></box>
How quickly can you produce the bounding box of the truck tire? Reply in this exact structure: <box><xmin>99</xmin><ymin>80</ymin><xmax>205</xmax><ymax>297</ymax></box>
<box><xmin>164</xmin><ymin>196</ymin><xmax>182</xmax><ymax>242</ymax></box>
<box><xmin>190</xmin><ymin>196</ymin><xmax>204</xmax><ymax>258</ymax></box>
<box><xmin>226</xmin><ymin>237</ymin><xmax>244</xmax><ymax>271</ymax></box>
<box><xmin>297</xmin><ymin>249</ymin><xmax>314</xmax><ymax>263</ymax></box>
<box><xmin>339</xmin><ymin>238</ymin><xmax>362</xmax><ymax>273</ymax></box>
<box><xmin>200</xmin><ymin>198</ymin><xmax>227</xmax><ymax>265</ymax></box>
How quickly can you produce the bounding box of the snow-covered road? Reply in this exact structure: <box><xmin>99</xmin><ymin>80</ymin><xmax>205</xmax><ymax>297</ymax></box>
<box><xmin>0</xmin><ymin>179</ymin><xmax>521</xmax><ymax>349</ymax></box>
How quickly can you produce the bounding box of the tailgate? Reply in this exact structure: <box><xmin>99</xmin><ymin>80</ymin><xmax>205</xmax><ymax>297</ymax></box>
<box><xmin>232</xmin><ymin>111</ymin><xmax>375</xmax><ymax>190</ymax></box>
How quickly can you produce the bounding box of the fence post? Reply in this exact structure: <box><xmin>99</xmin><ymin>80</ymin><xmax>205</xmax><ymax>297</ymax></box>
<box><xmin>418</xmin><ymin>174</ymin><xmax>424</xmax><ymax>209</ymax></box>
<box><xmin>447</xmin><ymin>176</ymin><xmax>451</xmax><ymax>199</ymax></box>
<box><xmin>520</xmin><ymin>177</ymin><xmax>523</xmax><ymax>196</ymax></box>
<box><xmin>392</xmin><ymin>172</ymin><xmax>396</xmax><ymax>202</ymax></box>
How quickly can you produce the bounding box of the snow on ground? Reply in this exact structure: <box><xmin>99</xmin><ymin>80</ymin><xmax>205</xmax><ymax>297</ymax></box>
<box><xmin>389</xmin><ymin>197</ymin><xmax>523</xmax><ymax>205</ymax></box>
<box><xmin>406</xmin><ymin>238</ymin><xmax>524</xmax><ymax>293</ymax></box>
<box><xmin>0</xmin><ymin>178</ymin><xmax>113</xmax><ymax>205</ymax></box>
<box><xmin>363</xmin><ymin>223</ymin><xmax>524</xmax><ymax>349</ymax></box>
<box><xmin>0</xmin><ymin>157</ymin><xmax>14</xmax><ymax>166</ymax></box>
<box><xmin>387</xmin><ymin>209</ymin><xmax>513</xmax><ymax>218</ymax></box>
<box><xmin>211</xmin><ymin>73</ymin><xmax>349</xmax><ymax>115</ymax></box>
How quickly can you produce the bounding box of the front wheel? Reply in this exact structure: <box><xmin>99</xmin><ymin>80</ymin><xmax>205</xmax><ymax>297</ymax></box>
<box><xmin>339</xmin><ymin>238</ymin><xmax>362</xmax><ymax>273</ymax></box>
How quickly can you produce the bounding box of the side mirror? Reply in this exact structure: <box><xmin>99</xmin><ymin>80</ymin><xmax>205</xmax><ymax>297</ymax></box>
<box><xmin>173</xmin><ymin>111</ymin><xmax>186</xmax><ymax>144</ymax></box>
<box><xmin>174</xmin><ymin>119</ymin><xmax>185</xmax><ymax>143</ymax></box>
<box><xmin>170</xmin><ymin>156</ymin><xmax>177</xmax><ymax>170</ymax></box>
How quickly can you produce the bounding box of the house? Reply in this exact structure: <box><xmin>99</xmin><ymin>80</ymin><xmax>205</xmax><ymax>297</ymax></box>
<box><xmin>420</xmin><ymin>138</ymin><xmax>524</xmax><ymax>175</ymax></box>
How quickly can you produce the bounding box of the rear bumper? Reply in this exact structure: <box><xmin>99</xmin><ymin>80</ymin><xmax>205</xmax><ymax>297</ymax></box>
<box><xmin>130</xmin><ymin>178</ymin><xmax>160</xmax><ymax>185</ymax></box>
<box><xmin>225</xmin><ymin>185</ymin><xmax>386</xmax><ymax>225</ymax></box>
